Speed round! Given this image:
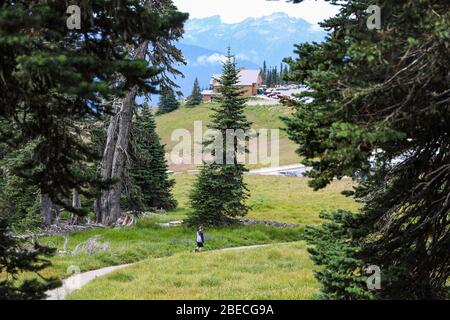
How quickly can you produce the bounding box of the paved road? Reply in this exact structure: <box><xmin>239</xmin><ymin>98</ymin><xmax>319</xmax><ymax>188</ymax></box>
<box><xmin>181</xmin><ymin>164</ymin><xmax>311</xmax><ymax>177</ymax></box>
<box><xmin>245</xmin><ymin>97</ymin><xmax>280</xmax><ymax>106</ymax></box>
<box><xmin>248</xmin><ymin>164</ymin><xmax>311</xmax><ymax>176</ymax></box>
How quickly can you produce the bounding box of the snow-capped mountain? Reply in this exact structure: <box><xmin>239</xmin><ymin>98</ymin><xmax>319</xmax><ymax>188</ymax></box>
<box><xmin>181</xmin><ymin>12</ymin><xmax>326</xmax><ymax>66</ymax></box>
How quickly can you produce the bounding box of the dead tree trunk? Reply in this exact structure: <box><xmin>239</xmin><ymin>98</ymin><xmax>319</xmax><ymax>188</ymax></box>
<box><xmin>72</xmin><ymin>189</ymin><xmax>81</xmax><ymax>209</ymax></box>
<box><xmin>95</xmin><ymin>98</ymin><xmax>121</xmax><ymax>223</ymax></box>
<box><xmin>96</xmin><ymin>42</ymin><xmax>149</xmax><ymax>226</ymax></box>
<box><xmin>71</xmin><ymin>189</ymin><xmax>84</xmax><ymax>225</ymax></box>
<box><xmin>40</xmin><ymin>193</ymin><xmax>53</xmax><ymax>226</ymax></box>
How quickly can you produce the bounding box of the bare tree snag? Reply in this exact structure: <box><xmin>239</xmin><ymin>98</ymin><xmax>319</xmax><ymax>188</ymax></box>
<box><xmin>95</xmin><ymin>99</ymin><xmax>121</xmax><ymax>223</ymax></box>
<box><xmin>72</xmin><ymin>189</ymin><xmax>81</xmax><ymax>209</ymax></box>
<box><xmin>40</xmin><ymin>193</ymin><xmax>53</xmax><ymax>226</ymax></box>
<box><xmin>96</xmin><ymin>42</ymin><xmax>149</xmax><ymax>225</ymax></box>
<box><xmin>70</xmin><ymin>189</ymin><xmax>84</xmax><ymax>224</ymax></box>
<box><xmin>92</xmin><ymin>0</ymin><xmax>187</xmax><ymax>225</ymax></box>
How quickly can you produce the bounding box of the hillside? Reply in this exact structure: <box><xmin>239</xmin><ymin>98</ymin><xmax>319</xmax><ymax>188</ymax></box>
<box><xmin>155</xmin><ymin>103</ymin><xmax>300</xmax><ymax>172</ymax></box>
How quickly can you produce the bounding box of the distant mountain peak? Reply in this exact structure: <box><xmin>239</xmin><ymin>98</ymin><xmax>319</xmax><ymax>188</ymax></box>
<box><xmin>263</xmin><ymin>12</ymin><xmax>290</xmax><ymax>19</ymax></box>
<box><xmin>191</xmin><ymin>14</ymin><xmax>222</xmax><ymax>22</ymax></box>
<box><xmin>182</xmin><ymin>14</ymin><xmax>326</xmax><ymax>66</ymax></box>
<box><xmin>152</xmin><ymin>13</ymin><xmax>327</xmax><ymax>104</ymax></box>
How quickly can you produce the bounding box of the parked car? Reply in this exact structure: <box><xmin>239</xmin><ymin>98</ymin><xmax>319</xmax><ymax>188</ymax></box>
<box><xmin>268</xmin><ymin>92</ymin><xmax>281</xmax><ymax>98</ymax></box>
<box><xmin>280</xmin><ymin>170</ymin><xmax>302</xmax><ymax>177</ymax></box>
<box><xmin>279</xmin><ymin>95</ymin><xmax>292</xmax><ymax>102</ymax></box>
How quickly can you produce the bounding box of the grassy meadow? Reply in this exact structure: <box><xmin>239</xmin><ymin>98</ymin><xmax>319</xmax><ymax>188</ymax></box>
<box><xmin>32</xmin><ymin>173</ymin><xmax>357</xmax><ymax>298</ymax></box>
<box><xmin>37</xmin><ymin>219</ymin><xmax>304</xmax><ymax>282</ymax></box>
<box><xmin>155</xmin><ymin>103</ymin><xmax>300</xmax><ymax>171</ymax></box>
<box><xmin>25</xmin><ymin>103</ymin><xmax>359</xmax><ymax>299</ymax></box>
<box><xmin>172</xmin><ymin>174</ymin><xmax>358</xmax><ymax>225</ymax></box>
<box><xmin>67</xmin><ymin>242</ymin><xmax>318</xmax><ymax>300</ymax></box>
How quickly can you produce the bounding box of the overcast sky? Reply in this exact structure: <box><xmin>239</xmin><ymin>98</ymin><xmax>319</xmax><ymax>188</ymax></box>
<box><xmin>172</xmin><ymin>0</ymin><xmax>340</xmax><ymax>25</ymax></box>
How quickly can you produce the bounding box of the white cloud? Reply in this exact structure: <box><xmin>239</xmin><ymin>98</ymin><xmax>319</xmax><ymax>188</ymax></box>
<box><xmin>308</xmin><ymin>23</ymin><xmax>324</xmax><ymax>32</ymax></box>
<box><xmin>173</xmin><ymin>0</ymin><xmax>340</xmax><ymax>25</ymax></box>
<box><xmin>194</xmin><ymin>53</ymin><xmax>227</xmax><ymax>66</ymax></box>
<box><xmin>235</xmin><ymin>53</ymin><xmax>250</xmax><ymax>61</ymax></box>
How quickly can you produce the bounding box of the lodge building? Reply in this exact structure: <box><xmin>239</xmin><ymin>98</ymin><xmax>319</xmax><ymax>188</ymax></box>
<box><xmin>201</xmin><ymin>68</ymin><xmax>263</xmax><ymax>103</ymax></box>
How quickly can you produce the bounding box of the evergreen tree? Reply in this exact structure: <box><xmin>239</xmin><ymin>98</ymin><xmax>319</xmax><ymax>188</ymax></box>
<box><xmin>286</xmin><ymin>0</ymin><xmax>450</xmax><ymax>299</ymax></box>
<box><xmin>267</xmin><ymin>67</ymin><xmax>273</xmax><ymax>87</ymax></box>
<box><xmin>303</xmin><ymin>210</ymin><xmax>375</xmax><ymax>300</ymax></box>
<box><xmin>126</xmin><ymin>104</ymin><xmax>177</xmax><ymax>211</ymax></box>
<box><xmin>272</xmin><ymin>66</ymin><xmax>278</xmax><ymax>86</ymax></box>
<box><xmin>188</xmin><ymin>49</ymin><xmax>251</xmax><ymax>226</ymax></box>
<box><xmin>186</xmin><ymin>78</ymin><xmax>203</xmax><ymax>107</ymax></box>
<box><xmin>0</xmin><ymin>173</ymin><xmax>41</xmax><ymax>232</ymax></box>
<box><xmin>280</xmin><ymin>63</ymin><xmax>284</xmax><ymax>85</ymax></box>
<box><xmin>0</xmin><ymin>0</ymin><xmax>186</xmax><ymax>208</ymax></box>
<box><xmin>262</xmin><ymin>61</ymin><xmax>267</xmax><ymax>85</ymax></box>
<box><xmin>156</xmin><ymin>87</ymin><xmax>180</xmax><ymax>115</ymax></box>
<box><xmin>0</xmin><ymin>139</ymin><xmax>41</xmax><ymax>231</ymax></box>
<box><xmin>0</xmin><ymin>216</ymin><xmax>60</xmax><ymax>300</ymax></box>
<box><xmin>262</xmin><ymin>62</ymin><xmax>291</xmax><ymax>87</ymax></box>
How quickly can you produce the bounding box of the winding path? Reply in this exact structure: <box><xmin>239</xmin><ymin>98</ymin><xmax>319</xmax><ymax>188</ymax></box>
<box><xmin>45</xmin><ymin>243</ymin><xmax>275</xmax><ymax>300</ymax></box>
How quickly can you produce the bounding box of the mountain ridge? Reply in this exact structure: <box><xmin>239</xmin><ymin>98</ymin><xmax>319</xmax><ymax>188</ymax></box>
<box><xmin>147</xmin><ymin>13</ymin><xmax>327</xmax><ymax>105</ymax></box>
<box><xmin>181</xmin><ymin>12</ymin><xmax>326</xmax><ymax>66</ymax></box>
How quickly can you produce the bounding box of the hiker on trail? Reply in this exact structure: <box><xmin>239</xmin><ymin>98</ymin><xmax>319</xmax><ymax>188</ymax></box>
<box><xmin>195</xmin><ymin>226</ymin><xmax>205</xmax><ymax>252</ymax></box>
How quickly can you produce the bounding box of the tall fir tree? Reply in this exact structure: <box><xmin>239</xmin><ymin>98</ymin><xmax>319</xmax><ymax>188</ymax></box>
<box><xmin>272</xmin><ymin>66</ymin><xmax>278</xmax><ymax>86</ymax></box>
<box><xmin>156</xmin><ymin>87</ymin><xmax>180</xmax><ymax>115</ymax></box>
<box><xmin>0</xmin><ymin>139</ymin><xmax>41</xmax><ymax>231</ymax></box>
<box><xmin>303</xmin><ymin>210</ymin><xmax>375</xmax><ymax>300</ymax></box>
<box><xmin>262</xmin><ymin>61</ymin><xmax>267</xmax><ymax>85</ymax></box>
<box><xmin>280</xmin><ymin>63</ymin><xmax>284</xmax><ymax>85</ymax></box>
<box><xmin>126</xmin><ymin>104</ymin><xmax>177</xmax><ymax>211</ymax></box>
<box><xmin>267</xmin><ymin>67</ymin><xmax>273</xmax><ymax>87</ymax></box>
<box><xmin>286</xmin><ymin>0</ymin><xmax>450</xmax><ymax>299</ymax></box>
<box><xmin>186</xmin><ymin>78</ymin><xmax>203</xmax><ymax>107</ymax></box>
<box><xmin>0</xmin><ymin>173</ymin><xmax>41</xmax><ymax>232</ymax></box>
<box><xmin>0</xmin><ymin>217</ymin><xmax>60</xmax><ymax>300</ymax></box>
<box><xmin>188</xmin><ymin>48</ymin><xmax>252</xmax><ymax>226</ymax></box>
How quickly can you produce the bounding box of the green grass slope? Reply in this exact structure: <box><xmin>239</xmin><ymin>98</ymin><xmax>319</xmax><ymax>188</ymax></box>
<box><xmin>172</xmin><ymin>174</ymin><xmax>359</xmax><ymax>225</ymax></box>
<box><xmin>155</xmin><ymin>103</ymin><xmax>300</xmax><ymax>171</ymax></box>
